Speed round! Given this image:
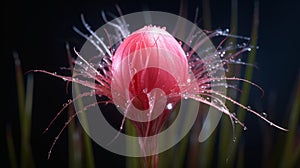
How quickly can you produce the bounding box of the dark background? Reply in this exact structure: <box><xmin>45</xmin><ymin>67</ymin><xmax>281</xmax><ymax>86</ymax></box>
<box><xmin>5</xmin><ymin>0</ymin><xmax>300</xmax><ymax>167</ymax></box>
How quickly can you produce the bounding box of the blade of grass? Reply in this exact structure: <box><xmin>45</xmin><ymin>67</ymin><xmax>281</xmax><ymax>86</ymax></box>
<box><xmin>293</xmin><ymin>140</ymin><xmax>300</xmax><ymax>167</ymax></box>
<box><xmin>173</xmin><ymin>134</ymin><xmax>190</xmax><ymax>168</ymax></box>
<box><xmin>6</xmin><ymin>125</ymin><xmax>18</xmax><ymax>168</ymax></box>
<box><xmin>24</xmin><ymin>72</ymin><xmax>35</xmax><ymax>168</ymax></box>
<box><xmin>14</xmin><ymin>52</ymin><xmax>26</xmax><ymax>167</ymax></box>
<box><xmin>280</xmin><ymin>72</ymin><xmax>300</xmax><ymax>167</ymax></box>
<box><xmin>219</xmin><ymin>1</ymin><xmax>259</xmax><ymax>167</ymax></box>
<box><xmin>68</xmin><ymin>106</ymin><xmax>76</xmax><ymax>168</ymax></box>
<box><xmin>66</xmin><ymin>43</ymin><xmax>83</xmax><ymax>168</ymax></box>
<box><xmin>66</xmin><ymin>43</ymin><xmax>95</xmax><ymax>168</ymax></box>
<box><xmin>68</xmin><ymin>105</ymin><xmax>83</xmax><ymax>168</ymax></box>
<box><xmin>218</xmin><ymin>0</ymin><xmax>239</xmax><ymax>166</ymax></box>
<box><xmin>198</xmin><ymin>1</ymin><xmax>217</xmax><ymax>167</ymax></box>
<box><xmin>14</xmin><ymin>52</ymin><xmax>35</xmax><ymax>168</ymax></box>
<box><xmin>228</xmin><ymin>1</ymin><xmax>259</xmax><ymax>166</ymax></box>
<box><xmin>236</xmin><ymin>141</ymin><xmax>245</xmax><ymax>168</ymax></box>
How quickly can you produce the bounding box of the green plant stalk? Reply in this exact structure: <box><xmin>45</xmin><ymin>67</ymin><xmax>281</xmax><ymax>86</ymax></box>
<box><xmin>199</xmin><ymin>132</ymin><xmax>216</xmax><ymax>168</ymax></box>
<box><xmin>219</xmin><ymin>1</ymin><xmax>259</xmax><ymax>167</ymax></box>
<box><xmin>68</xmin><ymin>106</ymin><xmax>82</xmax><ymax>168</ymax></box>
<box><xmin>227</xmin><ymin>1</ymin><xmax>259</xmax><ymax>167</ymax></box>
<box><xmin>173</xmin><ymin>134</ymin><xmax>189</xmax><ymax>168</ymax></box>
<box><xmin>24</xmin><ymin>73</ymin><xmax>35</xmax><ymax>168</ymax></box>
<box><xmin>199</xmin><ymin>0</ymin><xmax>216</xmax><ymax>167</ymax></box>
<box><xmin>6</xmin><ymin>125</ymin><xmax>18</xmax><ymax>168</ymax></box>
<box><xmin>68</xmin><ymin>111</ymin><xmax>77</xmax><ymax>168</ymax></box>
<box><xmin>202</xmin><ymin>0</ymin><xmax>211</xmax><ymax>31</ymax></box>
<box><xmin>66</xmin><ymin>43</ymin><xmax>95</xmax><ymax>168</ymax></box>
<box><xmin>218</xmin><ymin>0</ymin><xmax>239</xmax><ymax>166</ymax></box>
<box><xmin>14</xmin><ymin>52</ymin><xmax>26</xmax><ymax>167</ymax></box>
<box><xmin>125</xmin><ymin>119</ymin><xmax>140</xmax><ymax>168</ymax></box>
<box><xmin>294</xmin><ymin>141</ymin><xmax>300</xmax><ymax>167</ymax></box>
<box><xmin>158</xmin><ymin>146</ymin><xmax>174</xmax><ymax>168</ymax></box>
<box><xmin>236</xmin><ymin>141</ymin><xmax>245</xmax><ymax>168</ymax></box>
<box><xmin>66</xmin><ymin>43</ymin><xmax>83</xmax><ymax>168</ymax></box>
<box><xmin>73</xmin><ymin>70</ymin><xmax>95</xmax><ymax>168</ymax></box>
<box><xmin>158</xmin><ymin>122</ymin><xmax>176</xmax><ymax>168</ymax></box>
<box><xmin>14</xmin><ymin>52</ymin><xmax>35</xmax><ymax>168</ymax></box>
<box><xmin>280</xmin><ymin>72</ymin><xmax>300</xmax><ymax>167</ymax></box>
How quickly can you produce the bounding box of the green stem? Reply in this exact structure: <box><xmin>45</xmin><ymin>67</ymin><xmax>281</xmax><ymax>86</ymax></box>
<box><xmin>218</xmin><ymin>0</ymin><xmax>239</xmax><ymax>166</ymax></box>
<box><xmin>280</xmin><ymin>72</ymin><xmax>300</xmax><ymax>167</ymax></box>
<box><xmin>66</xmin><ymin>43</ymin><xmax>95</xmax><ymax>168</ymax></box>
<box><xmin>14</xmin><ymin>52</ymin><xmax>35</xmax><ymax>168</ymax></box>
<box><xmin>6</xmin><ymin>125</ymin><xmax>18</xmax><ymax>168</ymax></box>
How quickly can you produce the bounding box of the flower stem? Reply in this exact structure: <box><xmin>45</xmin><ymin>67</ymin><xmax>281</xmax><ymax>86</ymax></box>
<box><xmin>144</xmin><ymin>154</ymin><xmax>158</xmax><ymax>168</ymax></box>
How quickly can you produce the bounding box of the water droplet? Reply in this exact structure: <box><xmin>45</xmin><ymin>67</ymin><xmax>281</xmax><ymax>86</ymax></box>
<box><xmin>233</xmin><ymin>137</ymin><xmax>236</xmax><ymax>142</ymax></box>
<box><xmin>166</xmin><ymin>103</ymin><xmax>173</xmax><ymax>110</ymax></box>
<box><xmin>130</xmin><ymin>68</ymin><xmax>137</xmax><ymax>74</ymax></box>
<box><xmin>262</xmin><ymin>112</ymin><xmax>268</xmax><ymax>118</ymax></box>
<box><xmin>243</xmin><ymin>127</ymin><xmax>247</xmax><ymax>131</ymax></box>
<box><xmin>182</xmin><ymin>92</ymin><xmax>188</xmax><ymax>99</ymax></box>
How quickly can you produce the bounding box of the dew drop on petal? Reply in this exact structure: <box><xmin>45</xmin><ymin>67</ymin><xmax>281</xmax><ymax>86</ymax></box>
<box><xmin>166</xmin><ymin>103</ymin><xmax>173</xmax><ymax>110</ymax></box>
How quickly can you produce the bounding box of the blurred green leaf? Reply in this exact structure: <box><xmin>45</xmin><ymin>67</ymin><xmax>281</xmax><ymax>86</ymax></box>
<box><xmin>14</xmin><ymin>52</ymin><xmax>35</xmax><ymax>168</ymax></box>
<box><xmin>66</xmin><ymin>43</ymin><xmax>95</xmax><ymax>168</ymax></box>
<box><xmin>6</xmin><ymin>125</ymin><xmax>18</xmax><ymax>168</ymax></box>
<box><xmin>218</xmin><ymin>0</ymin><xmax>239</xmax><ymax>166</ymax></box>
<box><xmin>280</xmin><ymin>72</ymin><xmax>300</xmax><ymax>167</ymax></box>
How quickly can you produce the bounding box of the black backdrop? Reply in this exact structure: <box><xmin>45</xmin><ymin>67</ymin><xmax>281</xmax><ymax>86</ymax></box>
<box><xmin>5</xmin><ymin>0</ymin><xmax>300</xmax><ymax>167</ymax></box>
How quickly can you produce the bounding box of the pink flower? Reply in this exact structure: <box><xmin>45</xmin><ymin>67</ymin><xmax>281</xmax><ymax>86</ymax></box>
<box><xmin>34</xmin><ymin>12</ymin><xmax>287</xmax><ymax>168</ymax></box>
